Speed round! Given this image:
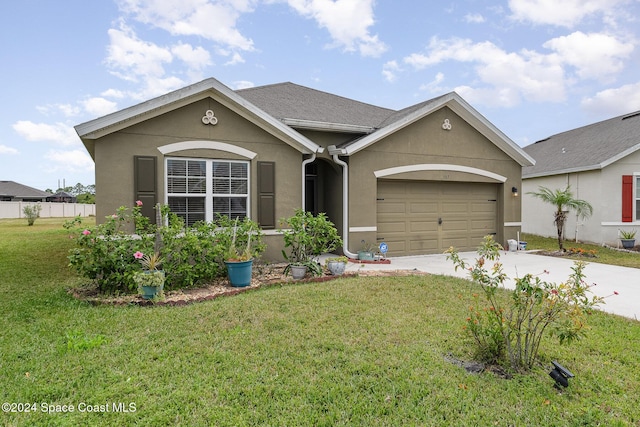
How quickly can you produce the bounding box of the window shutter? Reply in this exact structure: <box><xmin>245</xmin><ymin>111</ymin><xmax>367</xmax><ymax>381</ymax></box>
<box><xmin>257</xmin><ymin>161</ymin><xmax>275</xmax><ymax>229</ymax></box>
<box><xmin>134</xmin><ymin>156</ymin><xmax>157</xmax><ymax>220</ymax></box>
<box><xmin>622</xmin><ymin>175</ymin><xmax>633</xmax><ymax>222</ymax></box>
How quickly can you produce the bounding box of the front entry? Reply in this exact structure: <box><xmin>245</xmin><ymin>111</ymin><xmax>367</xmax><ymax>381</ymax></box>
<box><xmin>376</xmin><ymin>180</ymin><xmax>498</xmax><ymax>256</ymax></box>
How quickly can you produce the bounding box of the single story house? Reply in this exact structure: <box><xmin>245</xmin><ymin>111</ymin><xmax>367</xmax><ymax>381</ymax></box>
<box><xmin>522</xmin><ymin>111</ymin><xmax>640</xmax><ymax>246</ymax></box>
<box><xmin>46</xmin><ymin>191</ymin><xmax>76</xmax><ymax>203</ymax></box>
<box><xmin>75</xmin><ymin>77</ymin><xmax>534</xmax><ymax>260</ymax></box>
<box><xmin>0</xmin><ymin>180</ymin><xmax>49</xmax><ymax>202</ymax></box>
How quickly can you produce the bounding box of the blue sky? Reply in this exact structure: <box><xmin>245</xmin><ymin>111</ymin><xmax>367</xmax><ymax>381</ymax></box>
<box><xmin>2</xmin><ymin>0</ymin><xmax>640</xmax><ymax>191</ymax></box>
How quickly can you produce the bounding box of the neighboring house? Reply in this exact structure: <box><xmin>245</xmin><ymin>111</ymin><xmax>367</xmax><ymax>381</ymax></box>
<box><xmin>0</xmin><ymin>180</ymin><xmax>49</xmax><ymax>202</ymax></box>
<box><xmin>75</xmin><ymin>77</ymin><xmax>533</xmax><ymax>260</ymax></box>
<box><xmin>522</xmin><ymin>111</ymin><xmax>640</xmax><ymax>246</ymax></box>
<box><xmin>46</xmin><ymin>191</ymin><xmax>76</xmax><ymax>203</ymax></box>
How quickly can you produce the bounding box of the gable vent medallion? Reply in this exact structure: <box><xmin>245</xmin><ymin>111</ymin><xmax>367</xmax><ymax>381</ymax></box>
<box><xmin>442</xmin><ymin>119</ymin><xmax>452</xmax><ymax>131</ymax></box>
<box><xmin>202</xmin><ymin>110</ymin><xmax>218</xmax><ymax>125</ymax></box>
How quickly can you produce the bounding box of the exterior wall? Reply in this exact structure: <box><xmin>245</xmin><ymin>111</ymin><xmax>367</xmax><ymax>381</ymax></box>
<box><xmin>93</xmin><ymin>98</ymin><xmax>305</xmax><ymax>261</ymax></box>
<box><xmin>0</xmin><ymin>202</ymin><xmax>95</xmax><ymax>218</ymax></box>
<box><xmin>522</xmin><ymin>172</ymin><xmax>602</xmax><ymax>244</ymax></box>
<box><xmin>346</xmin><ymin>106</ymin><xmax>523</xmax><ymax>253</ymax></box>
<box><xmin>523</xmin><ymin>149</ymin><xmax>640</xmax><ymax>246</ymax></box>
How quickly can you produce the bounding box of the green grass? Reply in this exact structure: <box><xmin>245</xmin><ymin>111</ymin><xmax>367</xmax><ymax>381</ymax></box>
<box><xmin>1</xmin><ymin>218</ymin><xmax>639</xmax><ymax>426</ymax></box>
<box><xmin>521</xmin><ymin>233</ymin><xmax>640</xmax><ymax>268</ymax></box>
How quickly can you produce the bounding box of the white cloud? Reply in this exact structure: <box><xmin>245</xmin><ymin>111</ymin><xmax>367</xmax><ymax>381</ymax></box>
<box><xmin>419</xmin><ymin>72</ymin><xmax>446</xmax><ymax>94</ymax></box>
<box><xmin>508</xmin><ymin>0</ymin><xmax>629</xmax><ymax>27</ymax></box>
<box><xmin>382</xmin><ymin>60</ymin><xmax>401</xmax><ymax>82</ymax></box>
<box><xmin>12</xmin><ymin>121</ymin><xmax>80</xmax><ymax>146</ymax></box>
<box><xmin>286</xmin><ymin>0</ymin><xmax>387</xmax><ymax>57</ymax></box>
<box><xmin>36</xmin><ymin>104</ymin><xmax>81</xmax><ymax>117</ymax></box>
<box><xmin>171</xmin><ymin>43</ymin><xmax>212</xmax><ymax>69</ymax></box>
<box><xmin>0</xmin><ymin>145</ymin><xmax>19</xmax><ymax>155</ymax></box>
<box><xmin>225</xmin><ymin>52</ymin><xmax>245</xmax><ymax>65</ymax></box>
<box><xmin>81</xmin><ymin>97</ymin><xmax>119</xmax><ymax>117</ymax></box>
<box><xmin>106</xmin><ymin>21</ymin><xmax>174</xmax><ymax>82</ymax></box>
<box><xmin>404</xmin><ymin>37</ymin><xmax>566</xmax><ymax>106</ymax></box>
<box><xmin>543</xmin><ymin>31</ymin><xmax>634</xmax><ymax>80</ymax></box>
<box><xmin>116</xmin><ymin>0</ymin><xmax>255</xmax><ymax>51</ymax></box>
<box><xmin>101</xmin><ymin>88</ymin><xmax>127</xmax><ymax>99</ymax></box>
<box><xmin>464</xmin><ymin>13</ymin><xmax>485</xmax><ymax>23</ymax></box>
<box><xmin>581</xmin><ymin>82</ymin><xmax>640</xmax><ymax>116</ymax></box>
<box><xmin>45</xmin><ymin>149</ymin><xmax>95</xmax><ymax>173</ymax></box>
<box><xmin>231</xmin><ymin>80</ymin><xmax>255</xmax><ymax>90</ymax></box>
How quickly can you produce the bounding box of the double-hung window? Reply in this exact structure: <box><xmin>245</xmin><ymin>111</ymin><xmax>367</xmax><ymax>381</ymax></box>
<box><xmin>166</xmin><ymin>158</ymin><xmax>249</xmax><ymax>226</ymax></box>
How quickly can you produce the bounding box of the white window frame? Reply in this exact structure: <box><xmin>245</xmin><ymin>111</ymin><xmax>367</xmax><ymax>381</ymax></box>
<box><xmin>165</xmin><ymin>157</ymin><xmax>250</xmax><ymax>224</ymax></box>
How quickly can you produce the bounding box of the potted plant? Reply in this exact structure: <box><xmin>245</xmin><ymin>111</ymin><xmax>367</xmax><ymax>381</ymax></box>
<box><xmin>620</xmin><ymin>229</ymin><xmax>636</xmax><ymax>249</ymax></box>
<box><xmin>280</xmin><ymin>209</ymin><xmax>342</xmax><ymax>279</ymax></box>
<box><xmin>133</xmin><ymin>251</ymin><xmax>165</xmax><ymax>300</ymax></box>
<box><xmin>358</xmin><ymin>240</ymin><xmax>377</xmax><ymax>261</ymax></box>
<box><xmin>325</xmin><ymin>256</ymin><xmax>348</xmax><ymax>276</ymax></box>
<box><xmin>221</xmin><ymin>217</ymin><xmax>264</xmax><ymax>287</ymax></box>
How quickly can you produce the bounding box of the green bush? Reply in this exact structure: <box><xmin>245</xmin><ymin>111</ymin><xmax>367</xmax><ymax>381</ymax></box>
<box><xmin>68</xmin><ymin>203</ymin><xmax>156</xmax><ymax>294</ymax></box>
<box><xmin>67</xmin><ymin>203</ymin><xmax>266</xmax><ymax>294</ymax></box>
<box><xmin>23</xmin><ymin>203</ymin><xmax>42</xmax><ymax>226</ymax></box>
<box><xmin>280</xmin><ymin>209</ymin><xmax>342</xmax><ymax>276</ymax></box>
<box><xmin>447</xmin><ymin>235</ymin><xmax>604</xmax><ymax>371</ymax></box>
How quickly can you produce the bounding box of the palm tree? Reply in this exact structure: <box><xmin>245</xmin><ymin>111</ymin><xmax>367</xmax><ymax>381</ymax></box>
<box><xmin>528</xmin><ymin>186</ymin><xmax>593</xmax><ymax>251</ymax></box>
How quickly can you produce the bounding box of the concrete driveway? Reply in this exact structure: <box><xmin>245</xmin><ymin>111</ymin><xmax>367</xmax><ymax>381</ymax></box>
<box><xmin>343</xmin><ymin>251</ymin><xmax>640</xmax><ymax>321</ymax></box>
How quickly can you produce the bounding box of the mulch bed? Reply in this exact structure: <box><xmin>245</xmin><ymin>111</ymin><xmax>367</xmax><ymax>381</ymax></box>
<box><xmin>69</xmin><ymin>261</ymin><xmax>427</xmax><ymax>307</ymax></box>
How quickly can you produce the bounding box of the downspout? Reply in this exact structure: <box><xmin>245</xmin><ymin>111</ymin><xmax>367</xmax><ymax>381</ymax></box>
<box><xmin>301</xmin><ymin>153</ymin><xmax>316</xmax><ymax>211</ymax></box>
<box><xmin>328</xmin><ymin>145</ymin><xmax>358</xmax><ymax>259</ymax></box>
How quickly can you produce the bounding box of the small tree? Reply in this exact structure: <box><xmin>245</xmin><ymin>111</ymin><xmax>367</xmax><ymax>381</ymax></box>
<box><xmin>447</xmin><ymin>236</ymin><xmax>605</xmax><ymax>371</ymax></box>
<box><xmin>528</xmin><ymin>186</ymin><xmax>593</xmax><ymax>251</ymax></box>
<box><xmin>23</xmin><ymin>204</ymin><xmax>42</xmax><ymax>226</ymax></box>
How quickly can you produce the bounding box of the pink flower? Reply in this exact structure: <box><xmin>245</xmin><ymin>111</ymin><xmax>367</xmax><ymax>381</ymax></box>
<box><xmin>136</xmin><ymin>200</ymin><xmax>143</xmax><ymax>206</ymax></box>
<box><xmin>134</xmin><ymin>251</ymin><xmax>144</xmax><ymax>259</ymax></box>
<box><xmin>551</xmin><ymin>289</ymin><xmax>558</xmax><ymax>295</ymax></box>
<box><xmin>111</xmin><ymin>214</ymin><xmax>117</xmax><ymax>218</ymax></box>
<box><xmin>82</xmin><ymin>229</ymin><xmax>91</xmax><ymax>236</ymax></box>
<box><xmin>614</xmin><ymin>291</ymin><xmax>619</xmax><ymax>295</ymax></box>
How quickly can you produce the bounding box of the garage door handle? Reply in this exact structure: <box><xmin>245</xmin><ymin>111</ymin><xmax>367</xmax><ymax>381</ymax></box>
<box><xmin>438</xmin><ymin>217</ymin><xmax>443</xmax><ymax>225</ymax></box>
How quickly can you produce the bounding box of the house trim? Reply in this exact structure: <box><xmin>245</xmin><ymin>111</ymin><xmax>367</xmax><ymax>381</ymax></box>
<box><xmin>344</xmin><ymin>92</ymin><xmax>535</xmax><ymax>167</ymax></box>
<box><xmin>158</xmin><ymin>141</ymin><xmax>258</xmax><ymax>159</ymax></box>
<box><xmin>349</xmin><ymin>226</ymin><xmax>377</xmax><ymax>232</ymax></box>
<box><xmin>374</xmin><ymin>164</ymin><xmax>507</xmax><ymax>182</ymax></box>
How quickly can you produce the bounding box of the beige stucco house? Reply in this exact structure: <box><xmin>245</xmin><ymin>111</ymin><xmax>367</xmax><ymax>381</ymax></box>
<box><xmin>75</xmin><ymin>77</ymin><xmax>533</xmax><ymax>260</ymax></box>
<box><xmin>522</xmin><ymin>111</ymin><xmax>640</xmax><ymax>246</ymax></box>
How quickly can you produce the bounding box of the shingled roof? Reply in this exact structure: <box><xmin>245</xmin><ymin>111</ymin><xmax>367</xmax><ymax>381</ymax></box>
<box><xmin>523</xmin><ymin>111</ymin><xmax>640</xmax><ymax>178</ymax></box>
<box><xmin>237</xmin><ymin>82</ymin><xmax>395</xmax><ymax>130</ymax></box>
<box><xmin>0</xmin><ymin>180</ymin><xmax>49</xmax><ymax>200</ymax></box>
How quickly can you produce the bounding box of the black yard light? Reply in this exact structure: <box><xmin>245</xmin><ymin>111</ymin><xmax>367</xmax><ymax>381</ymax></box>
<box><xmin>549</xmin><ymin>361</ymin><xmax>574</xmax><ymax>388</ymax></box>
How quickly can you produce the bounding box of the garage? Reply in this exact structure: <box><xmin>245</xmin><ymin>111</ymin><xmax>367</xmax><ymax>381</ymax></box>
<box><xmin>376</xmin><ymin>180</ymin><xmax>498</xmax><ymax>256</ymax></box>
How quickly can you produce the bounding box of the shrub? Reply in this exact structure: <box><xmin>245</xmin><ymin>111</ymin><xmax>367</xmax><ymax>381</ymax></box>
<box><xmin>446</xmin><ymin>235</ymin><xmax>604</xmax><ymax>371</ymax></box>
<box><xmin>23</xmin><ymin>204</ymin><xmax>42</xmax><ymax>226</ymax></box>
<box><xmin>280</xmin><ymin>209</ymin><xmax>342</xmax><ymax>276</ymax></box>
<box><xmin>68</xmin><ymin>203</ymin><xmax>156</xmax><ymax>294</ymax></box>
<box><xmin>68</xmin><ymin>203</ymin><xmax>266</xmax><ymax>294</ymax></box>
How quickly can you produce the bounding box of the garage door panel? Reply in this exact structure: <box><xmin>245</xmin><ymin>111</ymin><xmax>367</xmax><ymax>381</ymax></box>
<box><xmin>410</xmin><ymin>202</ymin><xmax>438</xmax><ymax>214</ymax></box>
<box><xmin>377</xmin><ymin>180</ymin><xmax>498</xmax><ymax>255</ymax></box>
<box><xmin>377</xmin><ymin>221</ymin><xmax>407</xmax><ymax>233</ymax></box>
<box><xmin>410</xmin><ymin>221</ymin><xmax>438</xmax><ymax>232</ymax></box>
<box><xmin>378</xmin><ymin>202</ymin><xmax>407</xmax><ymax>214</ymax></box>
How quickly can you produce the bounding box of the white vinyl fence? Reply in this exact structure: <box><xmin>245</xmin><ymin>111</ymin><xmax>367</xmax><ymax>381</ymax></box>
<box><xmin>0</xmin><ymin>201</ymin><xmax>95</xmax><ymax>219</ymax></box>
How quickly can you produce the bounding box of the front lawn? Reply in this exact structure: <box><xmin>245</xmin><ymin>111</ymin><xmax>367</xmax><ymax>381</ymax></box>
<box><xmin>521</xmin><ymin>233</ymin><xmax>640</xmax><ymax>268</ymax></box>
<box><xmin>1</xmin><ymin>219</ymin><xmax>639</xmax><ymax>426</ymax></box>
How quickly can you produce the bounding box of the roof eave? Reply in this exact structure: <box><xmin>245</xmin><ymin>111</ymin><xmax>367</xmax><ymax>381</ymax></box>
<box><xmin>343</xmin><ymin>92</ymin><xmax>535</xmax><ymax>167</ymax></box>
<box><xmin>75</xmin><ymin>78</ymin><xmax>322</xmax><ymax>155</ymax></box>
<box><xmin>523</xmin><ymin>164</ymin><xmax>601</xmax><ymax>179</ymax></box>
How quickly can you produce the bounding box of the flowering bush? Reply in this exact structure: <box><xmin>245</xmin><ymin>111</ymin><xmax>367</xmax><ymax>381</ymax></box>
<box><xmin>68</xmin><ymin>202</ymin><xmax>156</xmax><ymax>294</ymax></box>
<box><xmin>446</xmin><ymin>235</ymin><xmax>608</xmax><ymax>371</ymax></box>
<box><xmin>68</xmin><ymin>202</ymin><xmax>266</xmax><ymax>294</ymax></box>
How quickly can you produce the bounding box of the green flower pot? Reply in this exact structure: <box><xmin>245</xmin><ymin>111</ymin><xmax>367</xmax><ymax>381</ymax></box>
<box><xmin>225</xmin><ymin>259</ymin><xmax>253</xmax><ymax>287</ymax></box>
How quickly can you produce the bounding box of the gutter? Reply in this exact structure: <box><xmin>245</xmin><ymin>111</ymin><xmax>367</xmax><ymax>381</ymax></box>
<box><xmin>328</xmin><ymin>145</ymin><xmax>358</xmax><ymax>259</ymax></box>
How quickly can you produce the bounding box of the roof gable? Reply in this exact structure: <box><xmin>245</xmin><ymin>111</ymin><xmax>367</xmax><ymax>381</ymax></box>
<box><xmin>75</xmin><ymin>78</ymin><xmax>322</xmax><ymax>158</ymax></box>
<box><xmin>523</xmin><ymin>111</ymin><xmax>640</xmax><ymax>178</ymax></box>
<box><xmin>336</xmin><ymin>92</ymin><xmax>535</xmax><ymax>167</ymax></box>
<box><xmin>0</xmin><ymin>180</ymin><xmax>49</xmax><ymax>198</ymax></box>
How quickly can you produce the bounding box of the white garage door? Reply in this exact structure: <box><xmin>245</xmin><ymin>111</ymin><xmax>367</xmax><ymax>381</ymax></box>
<box><xmin>377</xmin><ymin>180</ymin><xmax>498</xmax><ymax>256</ymax></box>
